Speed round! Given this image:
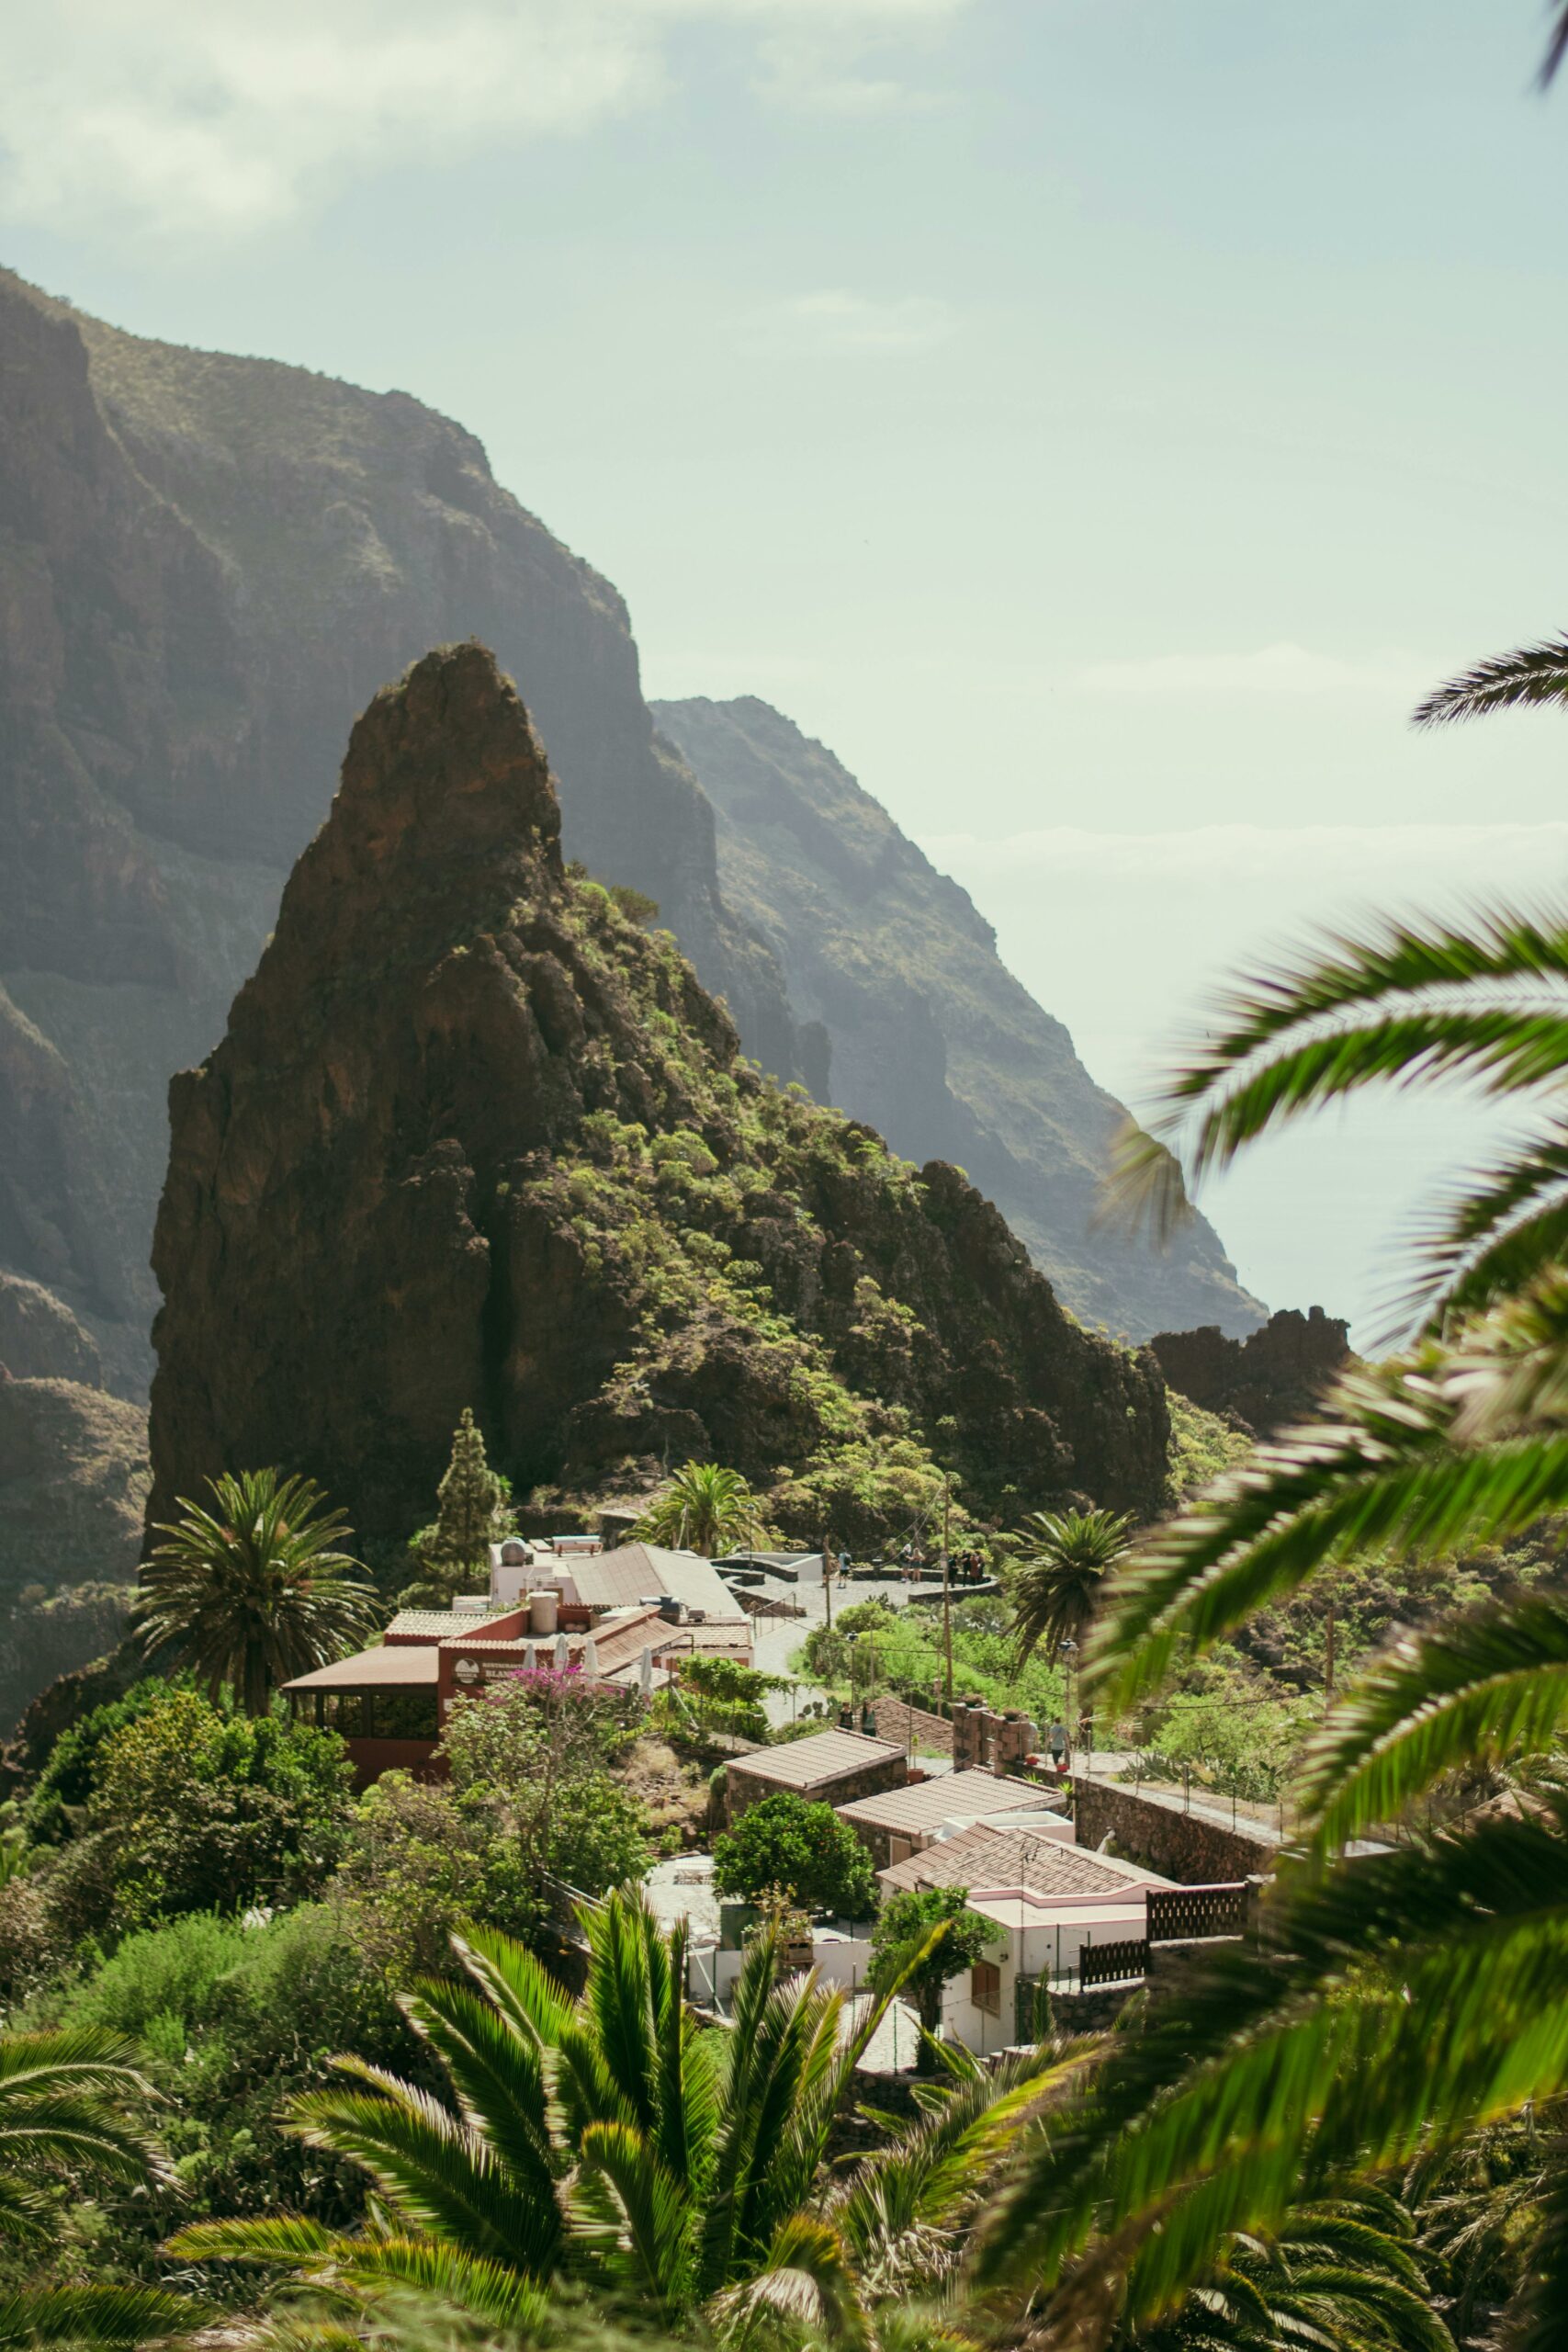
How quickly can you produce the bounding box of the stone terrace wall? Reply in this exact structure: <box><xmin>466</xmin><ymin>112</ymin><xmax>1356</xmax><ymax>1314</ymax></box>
<box><xmin>1076</xmin><ymin>1777</ymin><xmax>1279</xmax><ymax>1885</ymax></box>
<box><xmin>871</xmin><ymin>1694</ymin><xmax>953</xmax><ymax>1756</ymax></box>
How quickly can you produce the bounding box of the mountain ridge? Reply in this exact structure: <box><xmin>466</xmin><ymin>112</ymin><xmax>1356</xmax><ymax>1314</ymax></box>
<box><xmin>149</xmin><ymin>643</ymin><xmax>1173</xmax><ymax>1550</ymax></box>
<box><xmin>653</xmin><ymin>694</ymin><xmax>1261</xmax><ymax>1340</ymax></box>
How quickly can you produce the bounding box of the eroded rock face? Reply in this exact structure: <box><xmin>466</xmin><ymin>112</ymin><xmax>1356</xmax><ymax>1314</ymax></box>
<box><xmin>1149</xmin><ymin>1306</ymin><xmax>1352</xmax><ymax>1437</ymax></box>
<box><xmin>149</xmin><ymin>645</ymin><xmax>1171</xmax><ymax>1547</ymax></box>
<box><xmin>0</xmin><ymin>1378</ymin><xmax>148</xmax><ymax>1594</ymax></box>
<box><xmin>0</xmin><ymin>266</ymin><xmax>808</xmax><ymax>1391</ymax></box>
<box><xmin>0</xmin><ymin>1274</ymin><xmax>101</xmax><ymax>1385</ymax></box>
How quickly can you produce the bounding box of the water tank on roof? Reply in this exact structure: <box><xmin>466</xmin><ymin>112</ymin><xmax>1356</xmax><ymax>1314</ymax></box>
<box><xmin>528</xmin><ymin>1589</ymin><xmax>559</xmax><ymax>1637</ymax></box>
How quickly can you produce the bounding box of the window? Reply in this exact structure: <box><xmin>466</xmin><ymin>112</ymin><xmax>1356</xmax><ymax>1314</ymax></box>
<box><xmin>370</xmin><ymin>1689</ymin><xmax>439</xmax><ymax>1740</ymax></box>
<box><xmin>319</xmin><ymin>1692</ymin><xmax>369</xmax><ymax>1737</ymax></box>
<box><xmin>971</xmin><ymin>1961</ymin><xmax>1001</xmax><ymax>2016</ymax></box>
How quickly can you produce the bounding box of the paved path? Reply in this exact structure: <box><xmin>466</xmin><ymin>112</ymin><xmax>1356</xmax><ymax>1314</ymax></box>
<box><xmin>747</xmin><ymin>1571</ymin><xmax>956</xmax><ymax>1728</ymax></box>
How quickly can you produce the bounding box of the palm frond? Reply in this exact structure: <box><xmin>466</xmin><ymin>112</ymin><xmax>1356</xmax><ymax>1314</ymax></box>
<box><xmin>575</xmin><ymin>2119</ymin><xmax>692</xmax><ymax>2309</ymax></box>
<box><xmin>1298</xmin><ymin>1594</ymin><xmax>1568</xmax><ymax>1847</ymax></box>
<box><xmin>713</xmin><ymin>2214</ymin><xmax>871</xmax><ymax>2352</ymax></box>
<box><xmin>0</xmin><ymin>2285</ymin><xmax>193</xmax><ymax>2348</ymax></box>
<box><xmin>1413</xmin><ymin>635</ymin><xmax>1568</xmax><ymax>727</ymax></box>
<box><xmin>291</xmin><ymin>2075</ymin><xmax>556</xmax><ymax>2273</ymax></box>
<box><xmin>1087</xmin><ymin>1351</ymin><xmax>1568</xmax><ymax>1713</ymax></box>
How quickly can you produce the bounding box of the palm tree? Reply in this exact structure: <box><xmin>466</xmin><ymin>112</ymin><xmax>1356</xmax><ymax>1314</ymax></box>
<box><xmin>1008</xmin><ymin>1509</ymin><xmax>1134</xmax><ymax>1671</ymax></box>
<box><xmin>167</xmin><ymin>1887</ymin><xmax>973</xmax><ymax>2335</ymax></box>
<box><xmin>135</xmin><ymin>1468</ymin><xmax>378</xmax><ymax>1714</ymax></box>
<box><xmin>964</xmin><ymin>645</ymin><xmax>1568</xmax><ymax>2343</ymax></box>
<box><xmin>636</xmin><ymin>1461</ymin><xmax>767</xmax><ymax>1558</ymax></box>
<box><xmin>0</xmin><ymin>2027</ymin><xmax>186</xmax><ymax>2348</ymax></box>
<box><xmin>1127</xmin><ymin>2196</ymin><xmax>1450</xmax><ymax>2351</ymax></box>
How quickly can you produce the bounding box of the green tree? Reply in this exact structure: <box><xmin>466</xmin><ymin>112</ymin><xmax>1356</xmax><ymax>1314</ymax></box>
<box><xmin>90</xmin><ymin>1686</ymin><xmax>353</xmax><ymax>1928</ymax></box>
<box><xmin>135</xmin><ymin>1468</ymin><xmax>377</xmax><ymax>1714</ymax></box>
<box><xmin>1008</xmin><ymin>1508</ymin><xmax>1134</xmax><ymax>1670</ymax></box>
<box><xmin>713</xmin><ymin>1790</ymin><xmax>876</xmax><ymax>1918</ymax></box>
<box><xmin>167</xmin><ymin>1890</ymin><xmax>947</xmax><ymax>2329</ymax></box>
<box><xmin>427</xmin><ymin>1408</ymin><xmax>512</xmax><ymax>1578</ymax></box>
<box><xmin>336</xmin><ymin>1682</ymin><xmax>649</xmax><ymax>1970</ymax></box>
<box><xmin>635</xmin><ymin>1460</ymin><xmax>766</xmax><ymax>1556</ymax></box>
<box><xmin>870</xmin><ymin>1886</ymin><xmax>993</xmax><ymax>2072</ymax></box>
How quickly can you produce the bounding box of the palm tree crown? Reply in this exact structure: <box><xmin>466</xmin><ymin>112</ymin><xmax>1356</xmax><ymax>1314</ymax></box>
<box><xmin>135</xmin><ymin>1467</ymin><xmax>378</xmax><ymax>1715</ymax></box>
<box><xmin>1008</xmin><ymin>1508</ymin><xmax>1134</xmax><ymax>1669</ymax></box>
<box><xmin>168</xmin><ymin>1886</ymin><xmax>990</xmax><ymax>2339</ymax></box>
<box><xmin>0</xmin><ymin>2027</ymin><xmax>186</xmax><ymax>2351</ymax></box>
<box><xmin>636</xmin><ymin>1461</ymin><xmax>766</xmax><ymax>1558</ymax></box>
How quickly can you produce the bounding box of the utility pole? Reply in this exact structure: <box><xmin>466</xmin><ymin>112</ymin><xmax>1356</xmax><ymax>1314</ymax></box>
<box><xmin>941</xmin><ymin>1477</ymin><xmax>953</xmax><ymax>1707</ymax></box>
<box><xmin>823</xmin><ymin>1528</ymin><xmax>833</xmax><ymax>1631</ymax></box>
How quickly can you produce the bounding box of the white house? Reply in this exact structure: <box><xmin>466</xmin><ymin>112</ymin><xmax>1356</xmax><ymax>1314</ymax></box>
<box><xmin>877</xmin><ymin>1818</ymin><xmax>1176</xmax><ymax>2054</ymax></box>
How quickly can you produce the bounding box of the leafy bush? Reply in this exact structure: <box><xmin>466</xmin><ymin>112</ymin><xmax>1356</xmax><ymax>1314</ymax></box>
<box><xmin>89</xmin><ymin>1689</ymin><xmax>354</xmax><ymax>1928</ymax></box>
<box><xmin>23</xmin><ymin>1676</ymin><xmax>186</xmax><ymax>1848</ymax></box>
<box><xmin>713</xmin><ymin>1791</ymin><xmax>875</xmax><ymax>1918</ymax></box>
<box><xmin>69</xmin><ymin>1910</ymin><xmax>249</xmax><ymax>2038</ymax></box>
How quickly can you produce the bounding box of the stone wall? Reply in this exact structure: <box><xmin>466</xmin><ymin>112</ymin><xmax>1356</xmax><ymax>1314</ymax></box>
<box><xmin>724</xmin><ymin>1749</ymin><xmax>907</xmax><ymax>1827</ymax></box>
<box><xmin>1075</xmin><ymin>1777</ymin><xmax>1279</xmax><ymax>1886</ymax></box>
<box><xmin>871</xmin><ymin>1693</ymin><xmax>953</xmax><ymax>1756</ymax></box>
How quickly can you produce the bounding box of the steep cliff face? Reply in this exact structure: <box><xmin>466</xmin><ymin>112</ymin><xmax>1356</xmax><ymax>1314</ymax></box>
<box><xmin>1150</xmin><ymin>1306</ymin><xmax>1352</xmax><ymax>1438</ymax></box>
<box><xmin>0</xmin><ymin>266</ymin><xmax>809</xmax><ymax>1390</ymax></box>
<box><xmin>2</xmin><ymin>264</ymin><xmax>1255</xmax><ymax>1417</ymax></box>
<box><xmin>150</xmin><ymin>646</ymin><xmax>1171</xmax><ymax>1549</ymax></box>
<box><xmin>652</xmin><ymin>696</ymin><xmax>1262</xmax><ymax>1343</ymax></box>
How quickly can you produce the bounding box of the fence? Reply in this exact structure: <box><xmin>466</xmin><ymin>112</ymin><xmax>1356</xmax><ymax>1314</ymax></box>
<box><xmin>1078</xmin><ymin>1937</ymin><xmax>1151</xmax><ymax>1992</ymax></box>
<box><xmin>1145</xmin><ymin>1882</ymin><xmax>1249</xmax><ymax>1945</ymax></box>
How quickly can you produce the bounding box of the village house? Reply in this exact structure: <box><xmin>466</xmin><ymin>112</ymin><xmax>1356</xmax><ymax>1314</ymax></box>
<box><xmin>722</xmin><ymin>1726</ymin><xmax>908</xmax><ymax>1825</ymax></box>
<box><xmin>876</xmin><ymin>1818</ymin><xmax>1179</xmax><ymax>2052</ymax></box>
<box><xmin>834</xmin><ymin>1768</ymin><xmax>1068</xmax><ymax>1871</ymax></box>
<box><xmin>282</xmin><ymin>1537</ymin><xmax>754</xmax><ymax>1785</ymax></box>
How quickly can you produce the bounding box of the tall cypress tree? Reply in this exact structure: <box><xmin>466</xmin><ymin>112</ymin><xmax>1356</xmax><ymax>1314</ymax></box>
<box><xmin>429</xmin><ymin>1408</ymin><xmax>509</xmax><ymax>1576</ymax></box>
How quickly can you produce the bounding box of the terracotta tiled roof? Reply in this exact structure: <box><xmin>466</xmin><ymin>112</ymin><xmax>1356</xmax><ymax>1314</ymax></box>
<box><xmin>731</xmin><ymin>1730</ymin><xmax>904</xmax><ymax>1792</ymax></box>
<box><xmin>836</xmin><ymin>1769</ymin><xmax>1055</xmax><ymax>1834</ymax></box>
<box><xmin>282</xmin><ymin>1645</ymin><xmax>438</xmax><ymax>1690</ymax></box>
<box><xmin>879</xmin><ymin>1822</ymin><xmax>1163</xmax><ymax>1900</ymax></box>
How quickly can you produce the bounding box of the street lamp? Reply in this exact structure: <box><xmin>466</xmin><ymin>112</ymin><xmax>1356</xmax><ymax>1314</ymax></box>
<box><xmin>1057</xmin><ymin>1637</ymin><xmax>1078</xmax><ymax>1766</ymax></box>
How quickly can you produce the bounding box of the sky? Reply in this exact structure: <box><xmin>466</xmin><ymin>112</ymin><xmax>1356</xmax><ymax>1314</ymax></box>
<box><xmin>6</xmin><ymin>0</ymin><xmax>1568</xmax><ymax>1341</ymax></box>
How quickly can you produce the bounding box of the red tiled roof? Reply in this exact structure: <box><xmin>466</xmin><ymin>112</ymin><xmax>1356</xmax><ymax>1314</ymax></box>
<box><xmin>282</xmin><ymin>1645</ymin><xmax>438</xmax><ymax>1690</ymax></box>
<box><xmin>730</xmin><ymin>1730</ymin><xmax>903</xmax><ymax>1792</ymax></box>
<box><xmin>879</xmin><ymin>1821</ymin><xmax>1163</xmax><ymax>1900</ymax></box>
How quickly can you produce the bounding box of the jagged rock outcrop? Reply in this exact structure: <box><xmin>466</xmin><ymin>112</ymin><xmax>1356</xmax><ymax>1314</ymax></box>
<box><xmin>149</xmin><ymin>646</ymin><xmax>1171</xmax><ymax>1549</ymax></box>
<box><xmin>2</xmin><ymin>263</ymin><xmax>1251</xmax><ymax>1409</ymax></box>
<box><xmin>0</xmin><ymin>266</ymin><xmax>811</xmax><ymax>1392</ymax></box>
<box><xmin>654</xmin><ymin>695</ymin><xmax>1262</xmax><ymax>1342</ymax></box>
<box><xmin>1149</xmin><ymin>1306</ymin><xmax>1352</xmax><ymax>1438</ymax></box>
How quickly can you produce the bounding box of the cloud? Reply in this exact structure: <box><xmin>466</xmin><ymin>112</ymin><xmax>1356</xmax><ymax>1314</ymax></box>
<box><xmin>1077</xmin><ymin>643</ymin><xmax>1432</xmax><ymax>698</ymax></box>
<box><xmin>744</xmin><ymin>288</ymin><xmax>957</xmax><ymax>355</ymax></box>
<box><xmin>0</xmin><ymin>0</ymin><xmax>972</xmax><ymax>244</ymax></box>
